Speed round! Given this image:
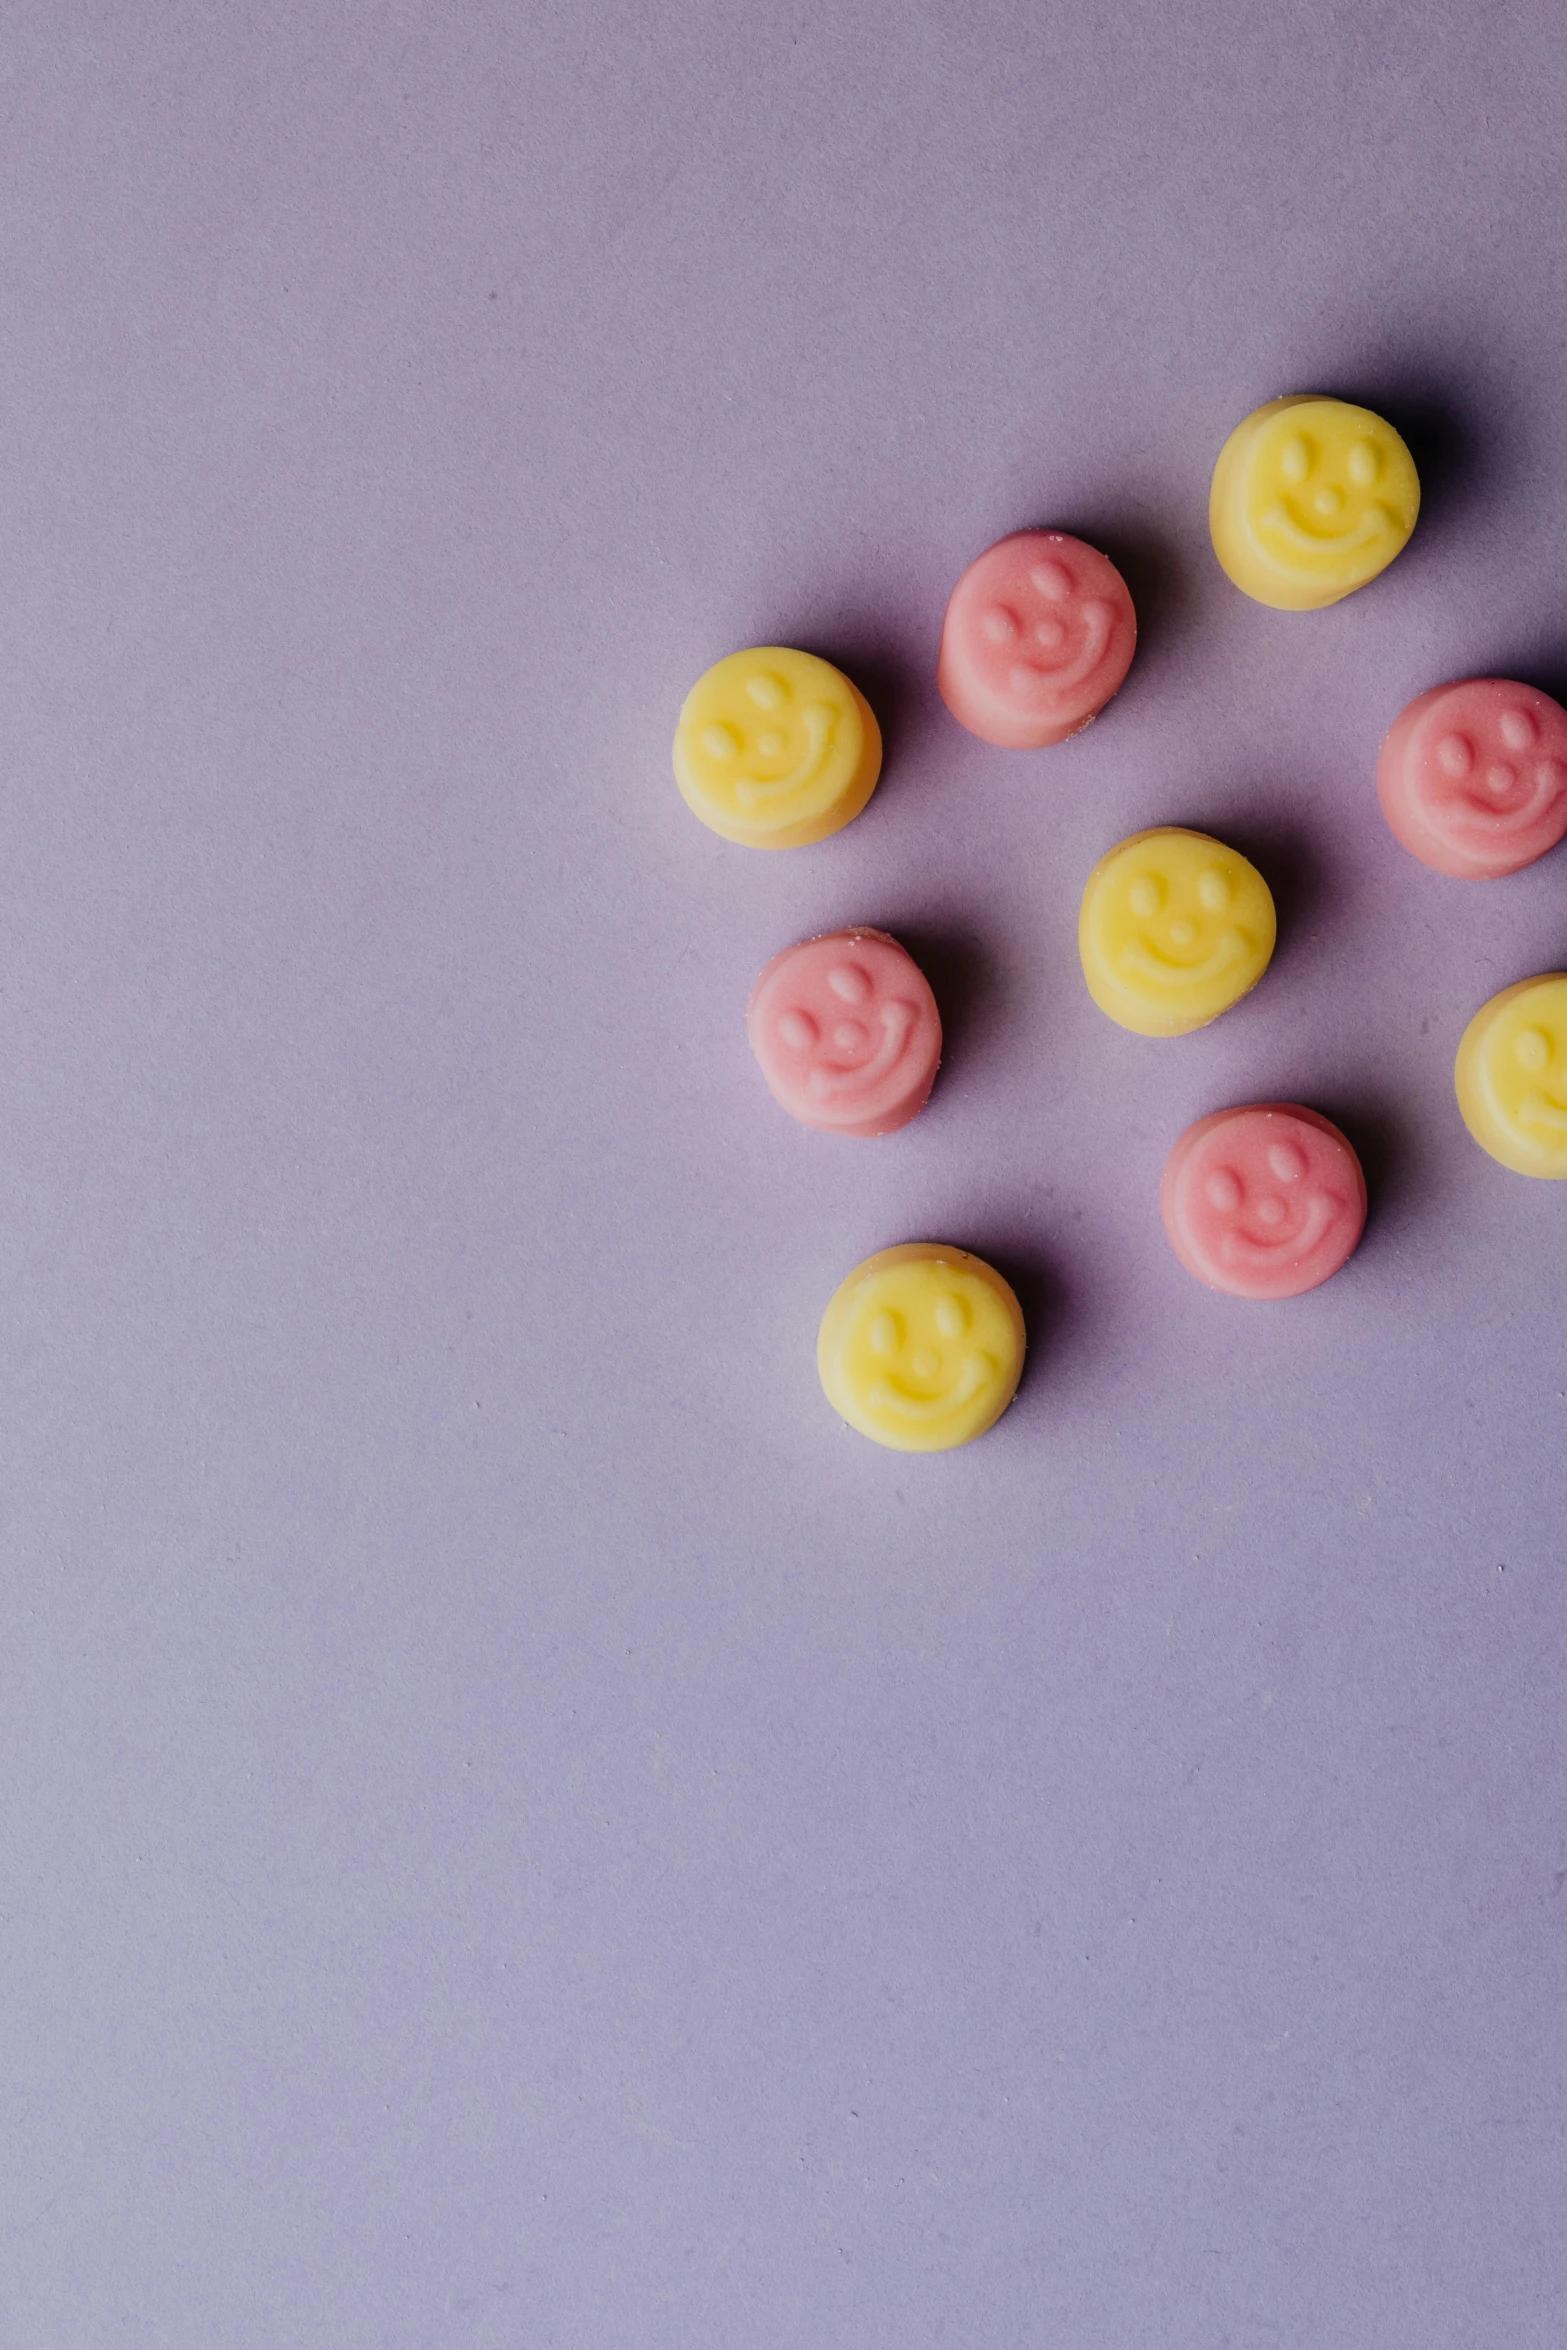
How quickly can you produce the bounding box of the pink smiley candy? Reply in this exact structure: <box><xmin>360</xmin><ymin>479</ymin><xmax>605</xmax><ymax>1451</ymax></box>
<box><xmin>747</xmin><ymin>929</ymin><xmax>942</xmax><ymax>1138</ymax></box>
<box><xmin>938</xmin><ymin>530</ymin><xmax>1137</xmax><ymax>749</ymax></box>
<box><xmin>1377</xmin><ymin>678</ymin><xmax>1567</xmax><ymax>879</ymax></box>
<box><xmin>1160</xmin><ymin>1104</ymin><xmax>1367</xmax><ymax>1300</ymax></box>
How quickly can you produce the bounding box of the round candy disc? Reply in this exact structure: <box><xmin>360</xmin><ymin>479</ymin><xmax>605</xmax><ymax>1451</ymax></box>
<box><xmin>1455</xmin><ymin>973</ymin><xmax>1567</xmax><ymax>1177</ymax></box>
<box><xmin>1209</xmin><ymin>396</ymin><xmax>1420</xmax><ymax>611</ymax></box>
<box><xmin>1161</xmin><ymin>1104</ymin><xmax>1367</xmax><ymax>1299</ymax></box>
<box><xmin>748</xmin><ymin>930</ymin><xmax>942</xmax><ymax>1138</ymax></box>
<box><xmin>1078</xmin><ymin>827</ymin><xmax>1276</xmax><ymax>1036</ymax></box>
<box><xmin>817</xmin><ymin>1244</ymin><xmax>1025</xmax><ymax>1453</ymax></box>
<box><xmin>1377</xmin><ymin>678</ymin><xmax>1567</xmax><ymax>879</ymax></box>
<box><xmin>672</xmin><ymin>647</ymin><xmax>881</xmax><ymax>849</ymax></box>
<box><xmin>937</xmin><ymin>531</ymin><xmax>1136</xmax><ymax>748</ymax></box>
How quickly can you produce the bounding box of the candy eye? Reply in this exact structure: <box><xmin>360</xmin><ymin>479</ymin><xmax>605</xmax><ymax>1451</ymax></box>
<box><xmin>777</xmin><ymin>1008</ymin><xmax>818</xmax><ymax>1050</ymax></box>
<box><xmin>1499</xmin><ymin>707</ymin><xmax>1538</xmax><ymax>752</ymax></box>
<box><xmin>1030</xmin><ymin>561</ymin><xmax>1072</xmax><ymax>600</ymax></box>
<box><xmin>981</xmin><ymin>604</ymin><xmax>1019</xmax><ymax>644</ymax></box>
<box><xmin>827</xmin><ymin>963</ymin><xmax>871</xmax><ymax>1005</ymax></box>
<box><xmin>1205</xmin><ymin>1167</ymin><xmax>1242</xmax><ymax>1213</ymax></box>
<box><xmin>934</xmin><ymin>1293</ymin><xmax>969</xmax><ymax>1339</ymax></box>
<box><xmin>1128</xmin><ymin>874</ymin><xmax>1164</xmax><ymax>918</ymax></box>
<box><xmin>1198</xmin><ymin>868</ymin><xmax>1232</xmax><ymax>913</ymax></box>
<box><xmin>1267</xmin><ymin>1140</ymin><xmax>1306</xmax><ymax>1182</ymax></box>
<box><xmin>869</xmin><ymin>1310</ymin><xmax>903</xmax><ymax>1357</ymax></box>
<box><xmin>746</xmin><ymin>672</ymin><xmax>787</xmax><ymax>711</ymax></box>
<box><xmin>1348</xmin><ymin>440</ymin><xmax>1379</xmax><ymax>487</ymax></box>
<box><xmin>1280</xmin><ymin>435</ymin><xmax>1311</xmax><ymax>484</ymax></box>
<box><xmin>1514</xmin><ymin>1026</ymin><xmax>1552</xmax><ymax>1074</ymax></box>
<box><xmin>701</xmin><ymin>724</ymin><xmax>740</xmax><ymax>760</ymax></box>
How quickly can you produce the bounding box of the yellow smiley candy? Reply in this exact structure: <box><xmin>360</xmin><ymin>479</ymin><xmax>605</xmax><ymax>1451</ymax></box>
<box><xmin>817</xmin><ymin>1244</ymin><xmax>1025</xmax><ymax>1453</ymax></box>
<box><xmin>672</xmin><ymin>646</ymin><xmax>881</xmax><ymax>849</ymax></box>
<box><xmin>1455</xmin><ymin>973</ymin><xmax>1567</xmax><ymax>1178</ymax></box>
<box><xmin>1079</xmin><ymin>827</ymin><xmax>1276</xmax><ymax>1037</ymax></box>
<box><xmin>1210</xmin><ymin>396</ymin><xmax>1420</xmax><ymax>610</ymax></box>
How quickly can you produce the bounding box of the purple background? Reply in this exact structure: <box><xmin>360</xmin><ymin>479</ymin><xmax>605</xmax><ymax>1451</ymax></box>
<box><xmin>4</xmin><ymin>3</ymin><xmax>1565</xmax><ymax>2343</ymax></box>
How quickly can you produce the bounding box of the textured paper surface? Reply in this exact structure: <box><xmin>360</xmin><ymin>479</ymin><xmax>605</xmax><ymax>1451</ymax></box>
<box><xmin>3</xmin><ymin>3</ymin><xmax>1565</xmax><ymax>2343</ymax></box>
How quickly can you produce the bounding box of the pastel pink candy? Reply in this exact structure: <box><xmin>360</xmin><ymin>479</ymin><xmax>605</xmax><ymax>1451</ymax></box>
<box><xmin>1161</xmin><ymin>1104</ymin><xmax>1366</xmax><ymax>1301</ymax></box>
<box><xmin>747</xmin><ymin>929</ymin><xmax>941</xmax><ymax>1138</ymax></box>
<box><xmin>1377</xmin><ymin>677</ymin><xmax>1567</xmax><ymax>878</ymax></box>
<box><xmin>938</xmin><ymin>530</ymin><xmax>1137</xmax><ymax>749</ymax></box>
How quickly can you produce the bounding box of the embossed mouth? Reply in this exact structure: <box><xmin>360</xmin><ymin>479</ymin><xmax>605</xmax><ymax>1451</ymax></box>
<box><xmin>1519</xmin><ymin>1088</ymin><xmax>1567</xmax><ymax>1135</ymax></box>
<box><xmin>868</xmin><ymin>1354</ymin><xmax>996</xmax><ymax>1419</ymax></box>
<box><xmin>1257</xmin><ymin>499</ymin><xmax>1396</xmax><ymax>557</ymax></box>
<box><xmin>1008</xmin><ymin>599</ymin><xmax>1113</xmax><ymax>702</ymax></box>
<box><xmin>1442</xmin><ymin>770</ymin><xmax>1565</xmax><ymax>836</ymax></box>
<box><xmin>1217</xmin><ymin>1191</ymin><xmax>1338</xmax><ymax>1269</ymax></box>
<box><xmin>1119</xmin><ymin>928</ymin><xmax>1244</xmax><ymax>989</ymax></box>
<box><xmin>734</xmin><ymin>703</ymin><xmax>836</xmax><ymax>807</ymax></box>
<box><xmin>806</xmin><ymin>1001</ymin><xmax>917</xmax><ymax>1108</ymax></box>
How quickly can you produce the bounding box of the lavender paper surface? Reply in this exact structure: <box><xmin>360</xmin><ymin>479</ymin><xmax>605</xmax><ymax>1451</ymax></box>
<box><xmin>3</xmin><ymin>3</ymin><xmax>1565</xmax><ymax>2343</ymax></box>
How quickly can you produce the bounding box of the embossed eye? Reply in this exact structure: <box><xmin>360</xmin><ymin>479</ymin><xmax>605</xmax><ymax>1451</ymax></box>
<box><xmin>701</xmin><ymin>724</ymin><xmax>740</xmax><ymax>760</ymax></box>
<box><xmin>1348</xmin><ymin>440</ymin><xmax>1379</xmax><ymax>487</ymax></box>
<box><xmin>1205</xmin><ymin>1167</ymin><xmax>1242</xmax><ymax>1214</ymax></box>
<box><xmin>1499</xmin><ymin>706</ymin><xmax>1538</xmax><ymax>752</ymax></box>
<box><xmin>934</xmin><ymin>1292</ymin><xmax>969</xmax><ymax>1339</ymax></box>
<box><xmin>1128</xmin><ymin>874</ymin><xmax>1164</xmax><ymax>918</ymax></box>
<box><xmin>776</xmin><ymin>1008</ymin><xmax>817</xmax><ymax>1050</ymax></box>
<box><xmin>828</xmin><ymin>964</ymin><xmax>871</xmax><ymax>1005</ymax></box>
<box><xmin>1280</xmin><ymin>435</ymin><xmax>1311</xmax><ymax>484</ymax></box>
<box><xmin>1514</xmin><ymin>1026</ymin><xmax>1552</xmax><ymax>1074</ymax></box>
<box><xmin>1436</xmin><ymin>733</ymin><xmax>1474</xmax><ymax>779</ymax></box>
<box><xmin>1267</xmin><ymin>1140</ymin><xmax>1306</xmax><ymax>1182</ymax></box>
<box><xmin>1198</xmin><ymin>868</ymin><xmax>1232</xmax><ymax>913</ymax></box>
<box><xmin>981</xmin><ymin>604</ymin><xmax>1019</xmax><ymax>644</ymax></box>
<box><xmin>1030</xmin><ymin>561</ymin><xmax>1072</xmax><ymax>600</ymax></box>
<box><xmin>746</xmin><ymin>671</ymin><xmax>787</xmax><ymax>710</ymax></box>
<box><xmin>869</xmin><ymin>1309</ymin><xmax>903</xmax><ymax>1357</ymax></box>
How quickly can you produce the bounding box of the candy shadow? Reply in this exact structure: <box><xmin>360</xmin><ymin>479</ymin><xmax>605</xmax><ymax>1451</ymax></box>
<box><xmin>1181</xmin><ymin>812</ymin><xmax>1333</xmax><ymax>955</ymax></box>
<box><xmin>799</xmin><ymin>636</ymin><xmax>933</xmax><ymax>776</ymax></box>
<box><xmin>956</xmin><ymin>1238</ymin><xmax>1073</xmax><ymax>1404</ymax></box>
<box><xmin>1039</xmin><ymin>517</ymin><xmax>1192</xmax><ymax>670</ymax></box>
<box><xmin>1305</xmin><ymin>1095</ymin><xmax>1416</xmax><ymax>1242</ymax></box>
<box><xmin>883</xmin><ymin>922</ymin><xmax>1006</xmax><ymax>1077</ymax></box>
<box><xmin>1333</xmin><ymin>378</ymin><xmax>1487</xmax><ymax>537</ymax></box>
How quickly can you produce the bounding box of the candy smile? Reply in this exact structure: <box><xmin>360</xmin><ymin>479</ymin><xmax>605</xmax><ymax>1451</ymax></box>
<box><xmin>735</xmin><ymin>703</ymin><xmax>836</xmax><ymax>806</ymax></box>
<box><xmin>1016</xmin><ymin>599</ymin><xmax>1114</xmax><ymax>700</ymax></box>
<box><xmin>1218</xmin><ymin>1192</ymin><xmax>1337</xmax><ymax>1269</ymax></box>
<box><xmin>1120</xmin><ymin>928</ymin><xmax>1244</xmax><ymax>988</ymax></box>
<box><xmin>1256</xmin><ymin>500</ymin><xmax>1396</xmax><ymax>563</ymax></box>
<box><xmin>1520</xmin><ymin>1088</ymin><xmax>1567</xmax><ymax>1134</ymax></box>
<box><xmin>869</xmin><ymin>1354</ymin><xmax>996</xmax><ymax>1418</ymax></box>
<box><xmin>806</xmin><ymin>1001</ymin><xmax>916</xmax><ymax>1106</ymax></box>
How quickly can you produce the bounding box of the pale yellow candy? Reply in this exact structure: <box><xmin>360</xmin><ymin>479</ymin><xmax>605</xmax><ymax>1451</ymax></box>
<box><xmin>1455</xmin><ymin>973</ymin><xmax>1567</xmax><ymax>1178</ymax></box>
<box><xmin>817</xmin><ymin>1244</ymin><xmax>1024</xmax><ymax>1453</ymax></box>
<box><xmin>672</xmin><ymin>646</ymin><xmax>881</xmax><ymax>848</ymax></box>
<box><xmin>1209</xmin><ymin>396</ymin><xmax>1420</xmax><ymax>611</ymax></box>
<box><xmin>1078</xmin><ymin>827</ymin><xmax>1276</xmax><ymax>1037</ymax></box>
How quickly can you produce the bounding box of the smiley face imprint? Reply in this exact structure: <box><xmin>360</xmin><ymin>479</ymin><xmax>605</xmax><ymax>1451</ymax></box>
<box><xmin>1210</xmin><ymin>397</ymin><xmax>1420</xmax><ymax>610</ymax></box>
<box><xmin>1079</xmin><ymin>828</ymin><xmax>1277</xmax><ymax>1036</ymax></box>
<box><xmin>673</xmin><ymin>646</ymin><xmax>882</xmax><ymax>848</ymax></box>
<box><xmin>748</xmin><ymin>930</ymin><xmax>943</xmax><ymax>1139</ymax></box>
<box><xmin>1161</xmin><ymin>1105</ymin><xmax>1367</xmax><ymax>1299</ymax></box>
<box><xmin>1377</xmin><ymin>678</ymin><xmax>1567</xmax><ymax>879</ymax></box>
<box><xmin>938</xmin><ymin>531</ymin><xmax>1137</xmax><ymax>748</ymax></box>
<box><xmin>1456</xmin><ymin>973</ymin><xmax>1567</xmax><ymax>1177</ymax></box>
<box><xmin>818</xmin><ymin>1244</ymin><xmax>1026</xmax><ymax>1452</ymax></box>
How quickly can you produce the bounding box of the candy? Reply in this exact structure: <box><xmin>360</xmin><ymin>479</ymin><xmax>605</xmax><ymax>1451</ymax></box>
<box><xmin>937</xmin><ymin>531</ymin><xmax>1136</xmax><ymax>748</ymax></box>
<box><xmin>1160</xmin><ymin>1105</ymin><xmax>1367</xmax><ymax>1298</ymax></box>
<box><xmin>1377</xmin><ymin>678</ymin><xmax>1567</xmax><ymax>878</ymax></box>
<box><xmin>673</xmin><ymin>647</ymin><xmax>881</xmax><ymax>848</ymax></box>
<box><xmin>1078</xmin><ymin>827</ymin><xmax>1276</xmax><ymax>1036</ymax></box>
<box><xmin>748</xmin><ymin>929</ymin><xmax>941</xmax><ymax>1138</ymax></box>
<box><xmin>1209</xmin><ymin>396</ymin><xmax>1420</xmax><ymax>610</ymax></box>
<box><xmin>817</xmin><ymin>1244</ymin><xmax>1025</xmax><ymax>1452</ymax></box>
<box><xmin>1455</xmin><ymin>974</ymin><xmax>1567</xmax><ymax>1177</ymax></box>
